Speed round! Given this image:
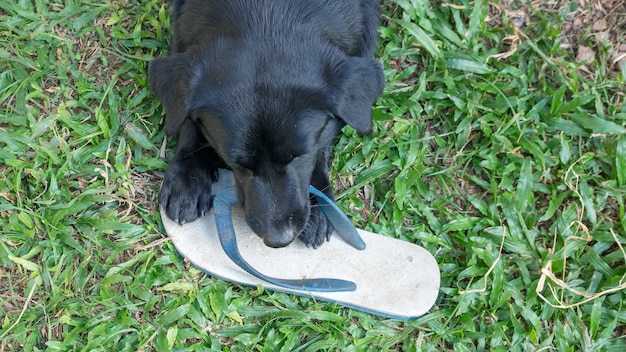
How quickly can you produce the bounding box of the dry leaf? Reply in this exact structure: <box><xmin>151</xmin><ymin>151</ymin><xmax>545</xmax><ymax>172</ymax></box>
<box><xmin>592</xmin><ymin>18</ymin><xmax>607</xmax><ymax>31</ymax></box>
<box><xmin>576</xmin><ymin>45</ymin><xmax>595</xmax><ymax>63</ymax></box>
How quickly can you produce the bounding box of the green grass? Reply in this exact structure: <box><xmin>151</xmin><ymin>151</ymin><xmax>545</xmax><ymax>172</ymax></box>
<box><xmin>1</xmin><ymin>0</ymin><xmax>625</xmax><ymax>350</ymax></box>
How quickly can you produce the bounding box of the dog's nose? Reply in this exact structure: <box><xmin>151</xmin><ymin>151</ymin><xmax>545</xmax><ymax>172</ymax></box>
<box><xmin>262</xmin><ymin>231</ymin><xmax>296</xmax><ymax>248</ymax></box>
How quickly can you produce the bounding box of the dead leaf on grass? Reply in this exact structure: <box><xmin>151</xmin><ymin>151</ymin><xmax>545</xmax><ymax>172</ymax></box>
<box><xmin>592</xmin><ymin>18</ymin><xmax>608</xmax><ymax>31</ymax></box>
<box><xmin>0</xmin><ymin>192</ymin><xmax>16</xmax><ymax>203</ymax></box>
<box><xmin>576</xmin><ymin>45</ymin><xmax>596</xmax><ymax>63</ymax></box>
<box><xmin>488</xmin><ymin>35</ymin><xmax>521</xmax><ymax>61</ymax></box>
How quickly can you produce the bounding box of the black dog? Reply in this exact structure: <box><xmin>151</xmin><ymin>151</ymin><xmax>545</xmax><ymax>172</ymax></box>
<box><xmin>150</xmin><ymin>0</ymin><xmax>384</xmax><ymax>248</ymax></box>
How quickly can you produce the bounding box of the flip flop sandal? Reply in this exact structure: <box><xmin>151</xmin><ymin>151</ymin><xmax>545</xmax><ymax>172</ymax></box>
<box><xmin>161</xmin><ymin>170</ymin><xmax>440</xmax><ymax>320</ymax></box>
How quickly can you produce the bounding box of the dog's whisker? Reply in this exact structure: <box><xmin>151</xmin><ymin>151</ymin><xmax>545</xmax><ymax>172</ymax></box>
<box><xmin>316</xmin><ymin>185</ymin><xmax>333</xmax><ymax>193</ymax></box>
<box><xmin>181</xmin><ymin>144</ymin><xmax>214</xmax><ymax>159</ymax></box>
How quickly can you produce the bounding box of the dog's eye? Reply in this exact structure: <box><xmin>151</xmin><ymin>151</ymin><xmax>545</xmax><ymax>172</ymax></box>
<box><xmin>286</xmin><ymin>151</ymin><xmax>303</xmax><ymax>164</ymax></box>
<box><xmin>273</xmin><ymin>151</ymin><xmax>299</xmax><ymax>166</ymax></box>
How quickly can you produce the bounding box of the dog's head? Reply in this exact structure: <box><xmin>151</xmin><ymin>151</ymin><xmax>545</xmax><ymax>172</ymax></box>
<box><xmin>150</xmin><ymin>44</ymin><xmax>384</xmax><ymax>247</ymax></box>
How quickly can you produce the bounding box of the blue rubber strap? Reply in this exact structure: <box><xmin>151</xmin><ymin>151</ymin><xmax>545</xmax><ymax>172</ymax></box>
<box><xmin>309</xmin><ymin>186</ymin><xmax>366</xmax><ymax>250</ymax></box>
<box><xmin>213</xmin><ymin>185</ymin><xmax>357</xmax><ymax>292</ymax></box>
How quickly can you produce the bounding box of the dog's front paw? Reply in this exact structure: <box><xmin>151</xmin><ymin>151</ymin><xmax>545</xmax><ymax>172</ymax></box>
<box><xmin>298</xmin><ymin>204</ymin><xmax>333</xmax><ymax>249</ymax></box>
<box><xmin>160</xmin><ymin>159</ymin><xmax>216</xmax><ymax>224</ymax></box>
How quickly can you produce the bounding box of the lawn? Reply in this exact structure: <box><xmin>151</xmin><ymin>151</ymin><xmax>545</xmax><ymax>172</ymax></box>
<box><xmin>1</xmin><ymin>0</ymin><xmax>625</xmax><ymax>350</ymax></box>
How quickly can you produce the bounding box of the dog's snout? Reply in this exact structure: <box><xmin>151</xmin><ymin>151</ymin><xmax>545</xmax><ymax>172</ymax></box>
<box><xmin>245</xmin><ymin>203</ymin><xmax>308</xmax><ymax>248</ymax></box>
<box><xmin>238</xmin><ymin>170</ymin><xmax>312</xmax><ymax>247</ymax></box>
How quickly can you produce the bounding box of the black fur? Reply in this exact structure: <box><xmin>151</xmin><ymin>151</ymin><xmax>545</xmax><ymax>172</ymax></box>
<box><xmin>150</xmin><ymin>0</ymin><xmax>384</xmax><ymax>248</ymax></box>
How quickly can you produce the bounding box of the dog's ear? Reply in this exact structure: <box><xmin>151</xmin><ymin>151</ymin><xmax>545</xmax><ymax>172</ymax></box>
<box><xmin>327</xmin><ymin>57</ymin><xmax>384</xmax><ymax>135</ymax></box>
<box><xmin>149</xmin><ymin>54</ymin><xmax>192</xmax><ymax>135</ymax></box>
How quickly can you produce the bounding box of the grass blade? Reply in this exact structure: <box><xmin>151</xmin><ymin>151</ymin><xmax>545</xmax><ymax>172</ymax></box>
<box><xmin>445</xmin><ymin>58</ymin><xmax>494</xmax><ymax>74</ymax></box>
<box><xmin>515</xmin><ymin>159</ymin><xmax>533</xmax><ymax>212</ymax></box>
<box><xmin>616</xmin><ymin>135</ymin><xmax>626</xmax><ymax>186</ymax></box>
<box><xmin>569</xmin><ymin>113</ymin><xmax>626</xmax><ymax>135</ymax></box>
<box><xmin>395</xmin><ymin>19</ymin><xmax>441</xmax><ymax>59</ymax></box>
